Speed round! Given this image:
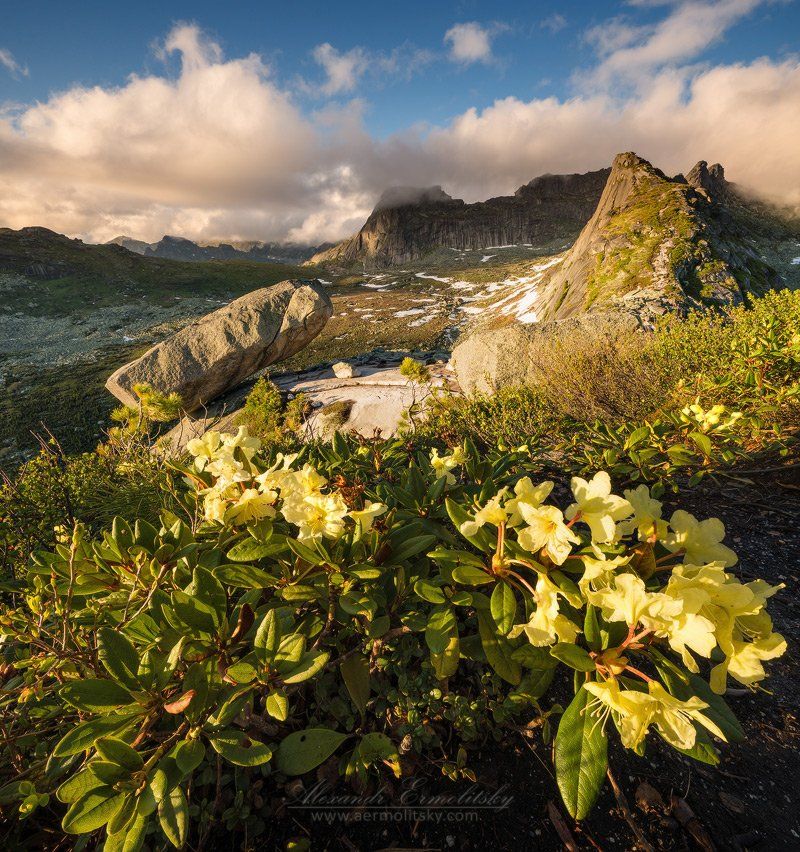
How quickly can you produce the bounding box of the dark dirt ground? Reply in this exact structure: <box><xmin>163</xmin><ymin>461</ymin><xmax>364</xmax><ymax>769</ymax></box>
<box><xmin>263</xmin><ymin>466</ymin><xmax>800</xmax><ymax>852</ymax></box>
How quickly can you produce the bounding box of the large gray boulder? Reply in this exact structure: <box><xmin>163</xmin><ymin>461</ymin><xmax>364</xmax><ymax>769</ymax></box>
<box><xmin>106</xmin><ymin>279</ymin><xmax>332</xmax><ymax>411</ymax></box>
<box><xmin>451</xmin><ymin>311</ymin><xmax>642</xmax><ymax>395</ymax></box>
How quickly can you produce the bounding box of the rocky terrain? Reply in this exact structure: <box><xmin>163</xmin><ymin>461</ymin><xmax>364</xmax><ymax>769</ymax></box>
<box><xmin>107</xmin><ymin>234</ymin><xmax>327</xmax><ymax>265</ymax></box>
<box><xmin>309</xmin><ymin>168</ymin><xmax>610</xmax><ymax>268</ymax></box>
<box><xmin>2</xmin><ymin>151</ymin><xmax>799</xmax><ymax>468</ymax></box>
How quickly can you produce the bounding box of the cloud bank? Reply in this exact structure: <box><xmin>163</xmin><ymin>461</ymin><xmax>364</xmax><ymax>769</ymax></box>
<box><xmin>0</xmin><ymin>9</ymin><xmax>798</xmax><ymax>245</ymax></box>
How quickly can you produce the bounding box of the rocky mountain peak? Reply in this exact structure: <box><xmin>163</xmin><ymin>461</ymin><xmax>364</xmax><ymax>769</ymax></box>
<box><xmin>374</xmin><ymin>185</ymin><xmax>456</xmax><ymax>211</ymax></box>
<box><xmin>686</xmin><ymin>160</ymin><xmax>728</xmax><ymax>198</ymax></box>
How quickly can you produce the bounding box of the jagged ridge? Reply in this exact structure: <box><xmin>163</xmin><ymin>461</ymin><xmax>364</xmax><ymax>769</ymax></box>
<box><xmin>309</xmin><ymin>169</ymin><xmax>611</xmax><ymax>268</ymax></box>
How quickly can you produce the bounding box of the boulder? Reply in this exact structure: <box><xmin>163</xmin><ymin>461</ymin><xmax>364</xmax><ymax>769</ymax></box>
<box><xmin>332</xmin><ymin>361</ymin><xmax>361</xmax><ymax>379</ymax></box>
<box><xmin>106</xmin><ymin>279</ymin><xmax>332</xmax><ymax>411</ymax></box>
<box><xmin>451</xmin><ymin>311</ymin><xmax>642</xmax><ymax>395</ymax></box>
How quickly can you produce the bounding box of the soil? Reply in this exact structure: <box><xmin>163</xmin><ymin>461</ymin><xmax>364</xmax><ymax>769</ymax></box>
<box><xmin>261</xmin><ymin>466</ymin><xmax>800</xmax><ymax>852</ymax></box>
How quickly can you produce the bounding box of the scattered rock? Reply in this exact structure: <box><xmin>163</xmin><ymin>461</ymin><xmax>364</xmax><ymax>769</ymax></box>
<box><xmin>332</xmin><ymin>361</ymin><xmax>361</xmax><ymax>378</ymax></box>
<box><xmin>105</xmin><ymin>279</ymin><xmax>332</xmax><ymax>412</ymax></box>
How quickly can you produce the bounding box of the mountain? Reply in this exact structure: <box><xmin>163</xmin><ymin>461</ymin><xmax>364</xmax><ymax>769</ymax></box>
<box><xmin>107</xmin><ymin>234</ymin><xmax>328</xmax><ymax>265</ymax></box>
<box><xmin>525</xmin><ymin>152</ymin><xmax>799</xmax><ymax>323</ymax></box>
<box><xmin>309</xmin><ymin>168</ymin><xmax>611</xmax><ymax>268</ymax></box>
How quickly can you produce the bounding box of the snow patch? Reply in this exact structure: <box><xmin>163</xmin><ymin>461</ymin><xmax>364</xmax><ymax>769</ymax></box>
<box><xmin>415</xmin><ymin>272</ymin><xmax>452</xmax><ymax>283</ymax></box>
<box><xmin>394</xmin><ymin>308</ymin><xmax>425</xmax><ymax>317</ymax></box>
<box><xmin>480</xmin><ymin>255</ymin><xmax>496</xmax><ymax>263</ymax></box>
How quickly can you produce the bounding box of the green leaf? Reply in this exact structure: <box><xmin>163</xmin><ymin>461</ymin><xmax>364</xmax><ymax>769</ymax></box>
<box><xmin>171</xmin><ymin>589</ymin><xmax>218</xmax><ymax>633</ymax></box>
<box><xmin>158</xmin><ymin>786</ymin><xmax>188</xmax><ymax>848</ymax></box>
<box><xmin>476</xmin><ymin>610</ymin><xmax>521</xmax><ymax>685</ymax></box>
<box><xmin>226</xmin><ymin>538</ymin><xmax>285</xmax><ymax>562</ymax></box>
<box><xmin>281</xmin><ymin>651</ymin><xmax>330</xmax><ymax>684</ymax></box>
<box><xmin>413</xmin><ymin>579</ymin><xmax>446</xmax><ymax>604</ymax></box>
<box><xmin>265</xmin><ymin>690</ymin><xmax>289</xmax><ymax>721</ymax></box>
<box><xmin>445</xmin><ymin>499</ymin><xmax>495</xmax><ymax>552</ymax></box>
<box><xmin>451</xmin><ymin>564</ymin><xmax>493</xmax><ymax>586</ymax></box>
<box><xmin>57</xmin><ymin>768</ymin><xmax>107</xmax><ymax>804</ymax></box>
<box><xmin>425</xmin><ymin>605</ymin><xmax>456</xmax><ymax>655</ymax></box>
<box><xmin>340</xmin><ymin>654</ymin><xmax>371</xmax><ymax>715</ymax></box>
<box><xmin>53</xmin><ymin>716</ymin><xmax>137</xmax><ymax>757</ymax></box>
<box><xmin>275</xmin><ymin>728</ymin><xmax>349</xmax><ymax>776</ymax></box>
<box><xmin>98</xmin><ymin>627</ymin><xmax>141</xmax><ymax>690</ymax></box>
<box><xmin>62</xmin><ymin>787</ymin><xmax>123</xmax><ymax>834</ymax></box>
<box><xmin>213</xmin><ymin>563</ymin><xmax>278</xmax><ymax>588</ymax></box>
<box><xmin>173</xmin><ymin>739</ymin><xmax>205</xmax><ymax>775</ymax></box>
<box><xmin>583</xmin><ymin>605</ymin><xmax>602</xmax><ymax>652</ymax></box>
<box><xmin>388</xmin><ymin>535</ymin><xmax>438</xmax><ymax>564</ymax></box>
<box><xmin>254</xmin><ymin>610</ymin><xmax>280</xmax><ymax>663</ymax></box>
<box><xmin>490</xmin><ymin>582</ymin><xmax>516</xmax><ymax>635</ymax></box>
<box><xmin>208</xmin><ymin>732</ymin><xmax>272</xmax><ymax>767</ymax></box>
<box><xmin>550</xmin><ymin>643</ymin><xmax>596</xmax><ymax>672</ymax></box>
<box><xmin>431</xmin><ymin>632</ymin><xmax>460</xmax><ymax>679</ymax></box>
<box><xmin>689</xmin><ymin>431</ymin><xmax>713</xmax><ymax>457</ymax></box>
<box><xmin>554</xmin><ymin>686</ymin><xmax>608</xmax><ymax>820</ymax></box>
<box><xmin>60</xmin><ymin>679</ymin><xmax>135</xmax><ymax>713</ymax></box>
<box><xmin>96</xmin><ymin>738</ymin><xmax>143</xmax><ymax>772</ymax></box>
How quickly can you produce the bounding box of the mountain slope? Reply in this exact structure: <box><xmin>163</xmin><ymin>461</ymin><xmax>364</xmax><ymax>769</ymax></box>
<box><xmin>107</xmin><ymin>234</ymin><xmax>326</xmax><ymax>264</ymax></box>
<box><xmin>515</xmin><ymin>152</ymin><xmax>795</xmax><ymax>324</ymax></box>
<box><xmin>309</xmin><ymin>168</ymin><xmax>611</xmax><ymax>268</ymax></box>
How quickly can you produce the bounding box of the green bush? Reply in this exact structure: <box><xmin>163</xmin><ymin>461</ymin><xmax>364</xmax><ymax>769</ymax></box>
<box><xmin>0</xmin><ymin>429</ymin><xmax>785</xmax><ymax>847</ymax></box>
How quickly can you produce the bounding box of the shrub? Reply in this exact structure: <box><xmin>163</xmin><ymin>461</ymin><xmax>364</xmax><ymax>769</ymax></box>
<box><xmin>0</xmin><ymin>427</ymin><xmax>785</xmax><ymax>847</ymax></box>
<box><xmin>237</xmin><ymin>377</ymin><xmax>309</xmax><ymax>446</ymax></box>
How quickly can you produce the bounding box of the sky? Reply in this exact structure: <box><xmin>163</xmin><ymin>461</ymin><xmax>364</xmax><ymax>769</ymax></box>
<box><xmin>0</xmin><ymin>0</ymin><xmax>798</xmax><ymax>244</ymax></box>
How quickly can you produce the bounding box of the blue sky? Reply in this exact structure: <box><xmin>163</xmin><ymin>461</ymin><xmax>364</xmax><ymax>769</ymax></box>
<box><xmin>0</xmin><ymin>1</ymin><xmax>798</xmax><ymax>242</ymax></box>
<box><xmin>3</xmin><ymin>1</ymin><xmax>796</xmax><ymax>134</ymax></box>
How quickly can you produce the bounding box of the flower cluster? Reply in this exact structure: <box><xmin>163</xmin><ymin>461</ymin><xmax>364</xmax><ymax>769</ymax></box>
<box><xmin>188</xmin><ymin>426</ymin><xmax>386</xmax><ymax>541</ymax></box>
<box><xmin>458</xmin><ymin>470</ymin><xmax>786</xmax><ymax>752</ymax></box>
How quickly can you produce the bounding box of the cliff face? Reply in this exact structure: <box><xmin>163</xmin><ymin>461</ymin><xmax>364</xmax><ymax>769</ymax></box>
<box><xmin>309</xmin><ymin>169</ymin><xmax>611</xmax><ymax>268</ymax></box>
<box><xmin>530</xmin><ymin>153</ymin><xmax>785</xmax><ymax>323</ymax></box>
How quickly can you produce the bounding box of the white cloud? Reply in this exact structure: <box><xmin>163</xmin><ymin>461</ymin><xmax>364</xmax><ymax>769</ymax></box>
<box><xmin>0</xmin><ymin>19</ymin><xmax>798</xmax><ymax>246</ymax></box>
<box><xmin>0</xmin><ymin>47</ymin><xmax>28</xmax><ymax>79</ymax></box>
<box><xmin>310</xmin><ymin>43</ymin><xmax>370</xmax><ymax>95</ymax></box>
<box><xmin>585</xmin><ymin>0</ymin><xmax>768</xmax><ymax>86</ymax></box>
<box><xmin>540</xmin><ymin>13</ymin><xmax>568</xmax><ymax>34</ymax></box>
<box><xmin>444</xmin><ymin>22</ymin><xmax>498</xmax><ymax>65</ymax></box>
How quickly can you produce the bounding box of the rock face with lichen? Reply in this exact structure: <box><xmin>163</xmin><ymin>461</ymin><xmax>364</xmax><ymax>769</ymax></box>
<box><xmin>451</xmin><ymin>152</ymin><xmax>792</xmax><ymax>392</ymax></box>
<box><xmin>105</xmin><ymin>279</ymin><xmax>333</xmax><ymax>412</ymax></box>
<box><xmin>309</xmin><ymin>170</ymin><xmax>611</xmax><ymax>269</ymax></box>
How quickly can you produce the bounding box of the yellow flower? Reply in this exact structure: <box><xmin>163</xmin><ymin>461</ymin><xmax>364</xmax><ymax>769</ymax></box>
<box><xmin>586</xmin><ymin>679</ymin><xmax>726</xmax><ymax>752</ymax></box>
<box><xmin>430</xmin><ymin>446</ymin><xmax>465</xmax><ymax>484</ymax></box>
<box><xmin>578</xmin><ymin>553</ymin><xmax>631</xmax><ymax>594</ymax></box>
<box><xmin>588</xmin><ymin>573</ymin><xmax>679</xmax><ymax>631</ymax></box>
<box><xmin>254</xmin><ymin>452</ymin><xmax>300</xmax><ymax>492</ymax></box>
<box><xmin>647</xmin><ymin>681</ymin><xmax>726</xmax><ymax>750</ymax></box>
<box><xmin>664</xmin><ymin>563</ymin><xmax>786</xmax><ymax>692</ymax></box>
<box><xmin>504</xmin><ymin>477</ymin><xmax>554</xmax><ymax>526</ymax></box>
<box><xmin>226</xmin><ymin>488</ymin><xmax>277</xmax><ymax>524</ymax></box>
<box><xmin>281</xmin><ymin>492</ymin><xmax>349</xmax><ymax>542</ymax></box>
<box><xmin>620</xmin><ymin>484</ymin><xmax>668</xmax><ymax>541</ymax></box>
<box><xmin>202</xmin><ymin>488</ymin><xmax>231</xmax><ymax>523</ymax></box>
<box><xmin>516</xmin><ymin>504</ymin><xmax>580</xmax><ymax>565</ymax></box>
<box><xmin>585</xmin><ymin>679</ymin><xmax>655</xmax><ymax>750</ymax></box>
<box><xmin>350</xmin><ymin>501</ymin><xmax>388</xmax><ymax>534</ymax></box>
<box><xmin>509</xmin><ymin>574</ymin><xmax>578</xmax><ymax>646</ymax></box>
<box><xmin>664</xmin><ymin>510</ymin><xmax>737</xmax><ymax>566</ymax></box>
<box><xmin>566</xmin><ymin>472</ymin><xmax>633</xmax><ymax>543</ymax></box>
<box><xmin>460</xmin><ymin>490</ymin><xmax>508</xmax><ymax>537</ymax></box>
<box><xmin>221</xmin><ymin>426</ymin><xmax>261</xmax><ymax>459</ymax></box>
<box><xmin>187</xmin><ymin>431</ymin><xmax>222</xmax><ymax>470</ymax></box>
<box><xmin>205</xmin><ymin>450</ymin><xmax>251</xmax><ymax>489</ymax></box>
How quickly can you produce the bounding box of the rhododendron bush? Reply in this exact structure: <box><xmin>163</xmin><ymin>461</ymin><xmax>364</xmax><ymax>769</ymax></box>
<box><xmin>0</xmin><ymin>428</ymin><xmax>786</xmax><ymax>847</ymax></box>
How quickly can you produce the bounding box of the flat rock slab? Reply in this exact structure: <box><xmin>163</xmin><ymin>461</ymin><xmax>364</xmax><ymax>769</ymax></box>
<box><xmin>160</xmin><ymin>360</ymin><xmax>458</xmax><ymax>452</ymax></box>
<box><xmin>106</xmin><ymin>279</ymin><xmax>332</xmax><ymax>412</ymax></box>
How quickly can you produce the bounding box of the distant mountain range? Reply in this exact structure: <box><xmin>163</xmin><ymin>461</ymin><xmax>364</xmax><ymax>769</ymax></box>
<box><xmin>309</xmin><ymin>169</ymin><xmax>611</xmax><ymax>268</ymax></box>
<box><xmin>106</xmin><ymin>234</ymin><xmax>330</xmax><ymax>265</ymax></box>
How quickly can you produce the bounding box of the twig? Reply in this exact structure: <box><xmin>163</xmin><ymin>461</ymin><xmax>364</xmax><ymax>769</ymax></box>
<box><xmin>607</xmin><ymin>769</ymin><xmax>655</xmax><ymax>852</ymax></box>
<box><xmin>546</xmin><ymin>800</ymin><xmax>578</xmax><ymax>851</ymax></box>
